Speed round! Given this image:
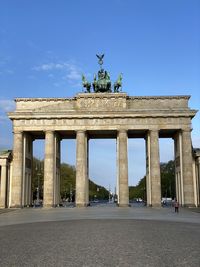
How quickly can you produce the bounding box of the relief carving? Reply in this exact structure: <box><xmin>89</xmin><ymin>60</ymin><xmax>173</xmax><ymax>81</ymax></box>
<box><xmin>77</xmin><ymin>97</ymin><xmax>126</xmax><ymax>110</ymax></box>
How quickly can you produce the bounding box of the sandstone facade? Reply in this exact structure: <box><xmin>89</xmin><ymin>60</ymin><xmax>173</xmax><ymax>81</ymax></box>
<box><xmin>0</xmin><ymin>92</ymin><xmax>198</xmax><ymax>208</ymax></box>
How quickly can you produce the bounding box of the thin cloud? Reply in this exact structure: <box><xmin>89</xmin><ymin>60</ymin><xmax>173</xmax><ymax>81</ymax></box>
<box><xmin>33</xmin><ymin>61</ymin><xmax>82</xmax><ymax>84</ymax></box>
<box><xmin>33</xmin><ymin>62</ymin><xmax>65</xmax><ymax>71</ymax></box>
<box><xmin>0</xmin><ymin>99</ymin><xmax>15</xmax><ymax>112</ymax></box>
<box><xmin>0</xmin><ymin>115</ymin><xmax>7</xmax><ymax>122</ymax></box>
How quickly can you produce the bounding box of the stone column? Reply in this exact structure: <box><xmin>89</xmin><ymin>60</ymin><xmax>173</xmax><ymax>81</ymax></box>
<box><xmin>182</xmin><ymin>129</ymin><xmax>194</xmax><ymax>206</ymax></box>
<box><xmin>197</xmin><ymin>158</ymin><xmax>200</xmax><ymax>207</ymax></box>
<box><xmin>0</xmin><ymin>164</ymin><xmax>7</xmax><ymax>208</ymax></box>
<box><xmin>149</xmin><ymin>130</ymin><xmax>161</xmax><ymax>207</ymax></box>
<box><xmin>54</xmin><ymin>134</ymin><xmax>61</xmax><ymax>207</ymax></box>
<box><xmin>43</xmin><ymin>131</ymin><xmax>55</xmax><ymax>208</ymax></box>
<box><xmin>76</xmin><ymin>130</ymin><xmax>88</xmax><ymax>207</ymax></box>
<box><xmin>145</xmin><ymin>132</ymin><xmax>152</xmax><ymax>206</ymax></box>
<box><xmin>117</xmin><ymin>130</ymin><xmax>129</xmax><ymax>207</ymax></box>
<box><xmin>19</xmin><ymin>133</ymin><xmax>33</xmax><ymax>207</ymax></box>
<box><xmin>85</xmin><ymin>138</ymin><xmax>89</xmax><ymax>205</ymax></box>
<box><xmin>174</xmin><ymin>131</ymin><xmax>184</xmax><ymax>205</ymax></box>
<box><xmin>10</xmin><ymin>131</ymin><xmax>23</xmax><ymax>208</ymax></box>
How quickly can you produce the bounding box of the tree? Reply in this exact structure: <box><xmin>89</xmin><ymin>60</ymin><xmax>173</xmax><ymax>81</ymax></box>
<box><xmin>32</xmin><ymin>158</ymin><xmax>109</xmax><ymax>202</ymax></box>
<box><xmin>129</xmin><ymin>176</ymin><xmax>146</xmax><ymax>200</ymax></box>
<box><xmin>89</xmin><ymin>180</ymin><xmax>109</xmax><ymax>200</ymax></box>
<box><xmin>160</xmin><ymin>160</ymin><xmax>175</xmax><ymax>198</ymax></box>
<box><xmin>129</xmin><ymin>160</ymin><xmax>175</xmax><ymax>200</ymax></box>
<box><xmin>32</xmin><ymin>157</ymin><xmax>44</xmax><ymax>200</ymax></box>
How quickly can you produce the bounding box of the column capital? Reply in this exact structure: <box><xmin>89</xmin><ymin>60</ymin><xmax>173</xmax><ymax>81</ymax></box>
<box><xmin>45</xmin><ymin>130</ymin><xmax>54</xmax><ymax>134</ymax></box>
<box><xmin>197</xmin><ymin>157</ymin><xmax>200</xmax><ymax>164</ymax></box>
<box><xmin>118</xmin><ymin>129</ymin><xmax>128</xmax><ymax>136</ymax></box>
<box><xmin>76</xmin><ymin>130</ymin><xmax>86</xmax><ymax>134</ymax></box>
<box><xmin>181</xmin><ymin>128</ymin><xmax>192</xmax><ymax>133</ymax></box>
<box><xmin>0</xmin><ymin>162</ymin><xmax>7</xmax><ymax>168</ymax></box>
<box><xmin>149</xmin><ymin>129</ymin><xmax>159</xmax><ymax>133</ymax></box>
<box><xmin>13</xmin><ymin>130</ymin><xmax>23</xmax><ymax>135</ymax></box>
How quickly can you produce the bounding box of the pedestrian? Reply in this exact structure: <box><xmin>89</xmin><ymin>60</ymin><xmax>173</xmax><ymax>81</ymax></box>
<box><xmin>174</xmin><ymin>199</ymin><xmax>179</xmax><ymax>213</ymax></box>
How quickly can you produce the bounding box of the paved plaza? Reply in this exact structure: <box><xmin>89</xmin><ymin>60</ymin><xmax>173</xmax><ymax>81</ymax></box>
<box><xmin>0</xmin><ymin>206</ymin><xmax>200</xmax><ymax>267</ymax></box>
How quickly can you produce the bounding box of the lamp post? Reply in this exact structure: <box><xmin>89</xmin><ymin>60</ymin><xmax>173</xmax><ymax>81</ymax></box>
<box><xmin>35</xmin><ymin>162</ymin><xmax>42</xmax><ymax>206</ymax></box>
<box><xmin>70</xmin><ymin>184</ymin><xmax>72</xmax><ymax>203</ymax></box>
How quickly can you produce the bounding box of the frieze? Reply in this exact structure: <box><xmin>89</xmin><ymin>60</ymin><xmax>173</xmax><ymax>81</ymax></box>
<box><xmin>13</xmin><ymin>116</ymin><xmax>191</xmax><ymax>130</ymax></box>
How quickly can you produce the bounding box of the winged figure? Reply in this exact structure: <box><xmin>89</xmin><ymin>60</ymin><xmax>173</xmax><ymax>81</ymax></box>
<box><xmin>96</xmin><ymin>54</ymin><xmax>104</xmax><ymax>66</ymax></box>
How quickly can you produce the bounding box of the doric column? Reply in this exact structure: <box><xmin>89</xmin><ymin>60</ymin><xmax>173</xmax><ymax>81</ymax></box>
<box><xmin>0</xmin><ymin>164</ymin><xmax>7</xmax><ymax>208</ymax></box>
<box><xmin>76</xmin><ymin>130</ymin><xmax>88</xmax><ymax>207</ymax></box>
<box><xmin>10</xmin><ymin>131</ymin><xmax>23</xmax><ymax>208</ymax></box>
<box><xmin>43</xmin><ymin>131</ymin><xmax>55</xmax><ymax>207</ymax></box>
<box><xmin>197</xmin><ymin>157</ymin><xmax>200</xmax><ymax>207</ymax></box>
<box><xmin>19</xmin><ymin>133</ymin><xmax>33</xmax><ymax>207</ymax></box>
<box><xmin>145</xmin><ymin>132</ymin><xmax>152</xmax><ymax>206</ymax></box>
<box><xmin>182</xmin><ymin>129</ymin><xmax>194</xmax><ymax>206</ymax></box>
<box><xmin>148</xmin><ymin>130</ymin><xmax>161</xmax><ymax>207</ymax></box>
<box><xmin>54</xmin><ymin>133</ymin><xmax>61</xmax><ymax>207</ymax></box>
<box><xmin>117</xmin><ymin>130</ymin><xmax>129</xmax><ymax>207</ymax></box>
<box><xmin>85</xmin><ymin>138</ymin><xmax>89</xmax><ymax>205</ymax></box>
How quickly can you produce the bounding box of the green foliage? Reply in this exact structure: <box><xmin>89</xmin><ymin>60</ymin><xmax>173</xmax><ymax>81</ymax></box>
<box><xmin>89</xmin><ymin>180</ymin><xmax>109</xmax><ymax>200</ymax></box>
<box><xmin>160</xmin><ymin>160</ymin><xmax>175</xmax><ymax>198</ymax></box>
<box><xmin>32</xmin><ymin>158</ymin><xmax>109</xmax><ymax>202</ymax></box>
<box><xmin>129</xmin><ymin>160</ymin><xmax>175</xmax><ymax>200</ymax></box>
<box><xmin>60</xmin><ymin>163</ymin><xmax>76</xmax><ymax>199</ymax></box>
<box><xmin>129</xmin><ymin>176</ymin><xmax>146</xmax><ymax>200</ymax></box>
<box><xmin>32</xmin><ymin>157</ymin><xmax>44</xmax><ymax>200</ymax></box>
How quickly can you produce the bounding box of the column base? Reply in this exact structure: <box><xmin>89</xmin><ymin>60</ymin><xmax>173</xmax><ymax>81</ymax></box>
<box><xmin>76</xmin><ymin>203</ymin><xmax>88</xmax><ymax>207</ymax></box>
<box><xmin>43</xmin><ymin>204</ymin><xmax>54</xmax><ymax>208</ymax></box>
<box><xmin>9</xmin><ymin>205</ymin><xmax>23</xmax><ymax>208</ymax></box>
<box><xmin>182</xmin><ymin>204</ymin><xmax>196</xmax><ymax>208</ymax></box>
<box><xmin>151</xmin><ymin>203</ymin><xmax>161</xmax><ymax>207</ymax></box>
<box><xmin>117</xmin><ymin>203</ymin><xmax>130</xmax><ymax>207</ymax></box>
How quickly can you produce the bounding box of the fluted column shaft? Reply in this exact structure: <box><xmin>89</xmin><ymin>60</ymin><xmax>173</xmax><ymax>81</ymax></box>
<box><xmin>182</xmin><ymin>130</ymin><xmax>194</xmax><ymax>206</ymax></box>
<box><xmin>43</xmin><ymin>131</ymin><xmax>55</xmax><ymax>207</ymax></box>
<box><xmin>76</xmin><ymin>130</ymin><xmax>88</xmax><ymax>207</ymax></box>
<box><xmin>149</xmin><ymin>130</ymin><xmax>161</xmax><ymax>207</ymax></box>
<box><xmin>0</xmin><ymin>164</ymin><xmax>7</xmax><ymax>208</ymax></box>
<box><xmin>10</xmin><ymin>131</ymin><xmax>23</xmax><ymax>208</ymax></box>
<box><xmin>117</xmin><ymin>130</ymin><xmax>129</xmax><ymax>207</ymax></box>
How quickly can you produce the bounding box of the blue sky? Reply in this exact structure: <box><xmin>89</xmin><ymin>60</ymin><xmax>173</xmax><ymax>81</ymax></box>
<box><xmin>0</xmin><ymin>0</ymin><xmax>199</xmax><ymax>192</ymax></box>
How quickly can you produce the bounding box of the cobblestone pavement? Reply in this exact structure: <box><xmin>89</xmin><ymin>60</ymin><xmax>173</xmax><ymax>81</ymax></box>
<box><xmin>0</xmin><ymin>206</ymin><xmax>200</xmax><ymax>267</ymax></box>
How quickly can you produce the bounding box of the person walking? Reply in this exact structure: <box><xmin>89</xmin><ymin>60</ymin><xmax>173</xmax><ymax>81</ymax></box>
<box><xmin>174</xmin><ymin>199</ymin><xmax>179</xmax><ymax>213</ymax></box>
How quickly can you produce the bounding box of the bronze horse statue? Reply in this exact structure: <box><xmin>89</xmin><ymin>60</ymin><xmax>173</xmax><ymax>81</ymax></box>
<box><xmin>82</xmin><ymin>75</ymin><xmax>91</xmax><ymax>93</ymax></box>
<box><xmin>114</xmin><ymin>73</ymin><xmax>123</xmax><ymax>92</ymax></box>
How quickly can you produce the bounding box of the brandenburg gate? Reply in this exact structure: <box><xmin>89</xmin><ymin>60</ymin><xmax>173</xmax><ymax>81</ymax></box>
<box><xmin>1</xmin><ymin>55</ymin><xmax>199</xmax><ymax>208</ymax></box>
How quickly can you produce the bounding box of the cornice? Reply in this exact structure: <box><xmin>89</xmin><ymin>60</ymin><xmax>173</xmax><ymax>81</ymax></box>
<box><xmin>7</xmin><ymin>109</ymin><xmax>197</xmax><ymax>120</ymax></box>
<box><xmin>15</xmin><ymin>95</ymin><xmax>191</xmax><ymax>102</ymax></box>
<box><xmin>15</xmin><ymin>98</ymin><xmax>74</xmax><ymax>102</ymax></box>
<box><xmin>75</xmin><ymin>92</ymin><xmax>127</xmax><ymax>99</ymax></box>
<box><xmin>127</xmin><ymin>95</ymin><xmax>191</xmax><ymax>100</ymax></box>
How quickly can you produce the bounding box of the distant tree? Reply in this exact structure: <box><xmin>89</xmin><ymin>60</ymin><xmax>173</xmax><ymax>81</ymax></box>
<box><xmin>32</xmin><ymin>158</ymin><xmax>109</xmax><ymax>202</ymax></box>
<box><xmin>60</xmin><ymin>163</ymin><xmax>76</xmax><ymax>199</ymax></box>
<box><xmin>160</xmin><ymin>160</ymin><xmax>175</xmax><ymax>198</ymax></box>
<box><xmin>89</xmin><ymin>180</ymin><xmax>109</xmax><ymax>200</ymax></box>
<box><xmin>32</xmin><ymin>158</ymin><xmax>44</xmax><ymax>200</ymax></box>
<box><xmin>129</xmin><ymin>176</ymin><xmax>146</xmax><ymax>200</ymax></box>
<box><xmin>129</xmin><ymin>160</ymin><xmax>175</xmax><ymax>200</ymax></box>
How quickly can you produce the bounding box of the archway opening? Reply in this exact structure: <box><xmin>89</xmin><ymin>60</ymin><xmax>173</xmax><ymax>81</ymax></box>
<box><xmin>60</xmin><ymin>139</ymin><xmax>76</xmax><ymax>207</ymax></box>
<box><xmin>32</xmin><ymin>139</ymin><xmax>44</xmax><ymax>207</ymax></box>
<box><xmin>128</xmin><ymin>138</ymin><xmax>146</xmax><ymax>206</ymax></box>
<box><xmin>159</xmin><ymin>138</ymin><xmax>175</xmax><ymax>207</ymax></box>
<box><xmin>89</xmin><ymin>138</ymin><xmax>116</xmax><ymax>206</ymax></box>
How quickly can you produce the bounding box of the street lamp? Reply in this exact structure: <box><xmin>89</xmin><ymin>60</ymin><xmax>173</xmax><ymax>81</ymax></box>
<box><xmin>35</xmin><ymin>162</ymin><xmax>42</xmax><ymax>206</ymax></box>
